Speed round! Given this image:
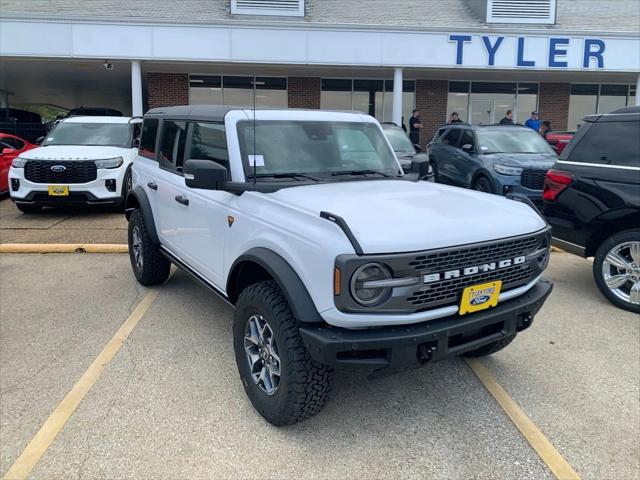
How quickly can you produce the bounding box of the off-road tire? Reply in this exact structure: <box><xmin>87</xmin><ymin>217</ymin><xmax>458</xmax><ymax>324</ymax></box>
<box><xmin>127</xmin><ymin>209</ymin><xmax>170</xmax><ymax>286</ymax></box>
<box><xmin>473</xmin><ymin>176</ymin><xmax>493</xmax><ymax>194</ymax></box>
<box><xmin>463</xmin><ymin>333</ymin><xmax>516</xmax><ymax>357</ymax></box>
<box><xmin>117</xmin><ymin>167</ymin><xmax>133</xmax><ymax>212</ymax></box>
<box><xmin>233</xmin><ymin>280</ymin><xmax>335</xmax><ymax>426</ymax></box>
<box><xmin>16</xmin><ymin>203</ymin><xmax>42</xmax><ymax>214</ymax></box>
<box><xmin>593</xmin><ymin>229</ymin><xmax>640</xmax><ymax>314</ymax></box>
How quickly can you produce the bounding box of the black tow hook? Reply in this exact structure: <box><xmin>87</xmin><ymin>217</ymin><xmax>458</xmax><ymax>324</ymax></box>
<box><xmin>517</xmin><ymin>313</ymin><xmax>533</xmax><ymax>331</ymax></box>
<box><xmin>417</xmin><ymin>343</ymin><xmax>437</xmax><ymax>364</ymax></box>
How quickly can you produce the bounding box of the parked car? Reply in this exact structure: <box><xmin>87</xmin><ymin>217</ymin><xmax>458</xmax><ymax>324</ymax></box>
<box><xmin>428</xmin><ymin>124</ymin><xmax>557</xmax><ymax>207</ymax></box>
<box><xmin>125</xmin><ymin>106</ymin><xmax>552</xmax><ymax>425</ymax></box>
<box><xmin>9</xmin><ymin>116</ymin><xmax>141</xmax><ymax>212</ymax></box>
<box><xmin>545</xmin><ymin>131</ymin><xmax>574</xmax><ymax>155</ymax></box>
<box><xmin>0</xmin><ymin>107</ymin><xmax>47</xmax><ymax>144</ymax></box>
<box><xmin>65</xmin><ymin>107</ymin><xmax>124</xmax><ymax>118</ymax></box>
<box><xmin>381</xmin><ymin>122</ymin><xmax>434</xmax><ymax>181</ymax></box>
<box><xmin>543</xmin><ymin>106</ymin><xmax>640</xmax><ymax>313</ymax></box>
<box><xmin>0</xmin><ymin>133</ymin><xmax>37</xmax><ymax>194</ymax></box>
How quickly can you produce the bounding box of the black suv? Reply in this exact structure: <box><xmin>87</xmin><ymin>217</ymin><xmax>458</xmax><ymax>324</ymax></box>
<box><xmin>543</xmin><ymin>106</ymin><xmax>640</xmax><ymax>313</ymax></box>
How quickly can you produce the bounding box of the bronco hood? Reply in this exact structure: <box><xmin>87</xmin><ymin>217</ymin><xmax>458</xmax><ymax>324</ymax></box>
<box><xmin>269</xmin><ymin>180</ymin><xmax>547</xmax><ymax>254</ymax></box>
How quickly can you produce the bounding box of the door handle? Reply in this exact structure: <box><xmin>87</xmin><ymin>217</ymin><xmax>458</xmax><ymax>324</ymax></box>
<box><xmin>147</xmin><ymin>181</ymin><xmax>158</xmax><ymax>190</ymax></box>
<box><xmin>175</xmin><ymin>194</ymin><xmax>189</xmax><ymax>206</ymax></box>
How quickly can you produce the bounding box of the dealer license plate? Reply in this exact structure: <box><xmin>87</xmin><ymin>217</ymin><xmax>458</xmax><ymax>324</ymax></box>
<box><xmin>459</xmin><ymin>280</ymin><xmax>502</xmax><ymax>315</ymax></box>
<box><xmin>48</xmin><ymin>185</ymin><xmax>69</xmax><ymax>196</ymax></box>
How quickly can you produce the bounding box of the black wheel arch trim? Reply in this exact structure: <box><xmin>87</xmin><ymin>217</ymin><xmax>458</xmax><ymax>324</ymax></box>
<box><xmin>227</xmin><ymin>248</ymin><xmax>324</xmax><ymax>324</ymax></box>
<box><xmin>125</xmin><ymin>185</ymin><xmax>160</xmax><ymax>245</ymax></box>
<box><xmin>472</xmin><ymin>170</ymin><xmax>495</xmax><ymax>192</ymax></box>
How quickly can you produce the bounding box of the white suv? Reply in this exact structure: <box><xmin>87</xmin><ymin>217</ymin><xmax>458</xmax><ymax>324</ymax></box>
<box><xmin>126</xmin><ymin>106</ymin><xmax>553</xmax><ymax>426</ymax></box>
<box><xmin>9</xmin><ymin>116</ymin><xmax>141</xmax><ymax>213</ymax></box>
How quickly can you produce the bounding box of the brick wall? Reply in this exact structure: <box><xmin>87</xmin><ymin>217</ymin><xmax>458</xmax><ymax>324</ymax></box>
<box><xmin>415</xmin><ymin>79</ymin><xmax>448</xmax><ymax>148</ymax></box>
<box><xmin>538</xmin><ymin>82</ymin><xmax>570</xmax><ymax>131</ymax></box>
<box><xmin>287</xmin><ymin>77</ymin><xmax>321</xmax><ymax>109</ymax></box>
<box><xmin>147</xmin><ymin>73</ymin><xmax>189</xmax><ymax>110</ymax></box>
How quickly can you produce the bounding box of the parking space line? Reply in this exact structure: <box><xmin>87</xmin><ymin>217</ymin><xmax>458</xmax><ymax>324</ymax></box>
<box><xmin>466</xmin><ymin>358</ymin><xmax>581</xmax><ymax>480</ymax></box>
<box><xmin>2</xmin><ymin>279</ymin><xmax>167</xmax><ymax>480</ymax></box>
<box><xmin>0</xmin><ymin>243</ymin><xmax>128</xmax><ymax>254</ymax></box>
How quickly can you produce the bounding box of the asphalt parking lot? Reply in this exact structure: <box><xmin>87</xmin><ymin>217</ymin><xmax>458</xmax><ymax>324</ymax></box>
<box><xmin>0</xmin><ymin>251</ymin><xmax>638</xmax><ymax>479</ymax></box>
<box><xmin>0</xmin><ymin>198</ymin><xmax>127</xmax><ymax>244</ymax></box>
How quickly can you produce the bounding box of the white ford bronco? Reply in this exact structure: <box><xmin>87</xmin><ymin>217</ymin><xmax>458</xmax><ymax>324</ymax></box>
<box><xmin>126</xmin><ymin>106</ymin><xmax>553</xmax><ymax>426</ymax></box>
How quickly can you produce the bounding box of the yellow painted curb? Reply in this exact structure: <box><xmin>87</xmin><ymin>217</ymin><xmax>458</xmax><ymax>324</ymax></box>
<box><xmin>0</xmin><ymin>243</ymin><xmax>128</xmax><ymax>254</ymax></box>
<box><xmin>550</xmin><ymin>246</ymin><xmax>564</xmax><ymax>253</ymax></box>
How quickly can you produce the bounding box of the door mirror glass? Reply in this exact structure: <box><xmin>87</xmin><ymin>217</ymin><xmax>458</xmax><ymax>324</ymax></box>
<box><xmin>184</xmin><ymin>159</ymin><xmax>228</xmax><ymax>190</ymax></box>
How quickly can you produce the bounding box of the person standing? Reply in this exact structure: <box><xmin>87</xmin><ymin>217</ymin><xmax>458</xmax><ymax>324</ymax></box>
<box><xmin>525</xmin><ymin>111</ymin><xmax>541</xmax><ymax>132</ymax></box>
<box><xmin>409</xmin><ymin>109</ymin><xmax>421</xmax><ymax>145</ymax></box>
<box><xmin>499</xmin><ymin>110</ymin><xmax>514</xmax><ymax>124</ymax></box>
<box><xmin>448</xmin><ymin>112</ymin><xmax>463</xmax><ymax>124</ymax></box>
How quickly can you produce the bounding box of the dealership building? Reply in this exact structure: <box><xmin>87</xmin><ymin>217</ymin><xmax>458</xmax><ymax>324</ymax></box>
<box><xmin>1</xmin><ymin>0</ymin><xmax>639</xmax><ymax>145</ymax></box>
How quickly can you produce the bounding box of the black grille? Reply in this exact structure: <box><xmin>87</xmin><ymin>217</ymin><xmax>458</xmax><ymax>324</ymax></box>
<box><xmin>408</xmin><ymin>236</ymin><xmax>539</xmax><ymax>273</ymax></box>
<box><xmin>24</xmin><ymin>161</ymin><xmax>97</xmax><ymax>184</ymax></box>
<box><xmin>520</xmin><ymin>169</ymin><xmax>547</xmax><ymax>190</ymax></box>
<box><xmin>407</xmin><ymin>264</ymin><xmax>533</xmax><ymax>309</ymax></box>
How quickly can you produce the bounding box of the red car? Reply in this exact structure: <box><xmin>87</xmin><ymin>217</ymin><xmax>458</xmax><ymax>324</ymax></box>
<box><xmin>545</xmin><ymin>131</ymin><xmax>574</xmax><ymax>155</ymax></box>
<box><xmin>0</xmin><ymin>133</ymin><xmax>37</xmax><ymax>194</ymax></box>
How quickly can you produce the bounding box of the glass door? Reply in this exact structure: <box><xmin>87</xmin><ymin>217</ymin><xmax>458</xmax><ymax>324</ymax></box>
<box><xmin>470</xmin><ymin>99</ymin><xmax>494</xmax><ymax>124</ymax></box>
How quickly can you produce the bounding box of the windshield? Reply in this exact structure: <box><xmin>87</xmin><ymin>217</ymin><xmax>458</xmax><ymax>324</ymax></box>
<box><xmin>476</xmin><ymin>129</ymin><xmax>555</xmax><ymax>155</ymax></box>
<box><xmin>43</xmin><ymin>122</ymin><xmax>131</xmax><ymax>147</ymax></box>
<box><xmin>237</xmin><ymin>121</ymin><xmax>400</xmax><ymax>178</ymax></box>
<box><xmin>383</xmin><ymin>127</ymin><xmax>416</xmax><ymax>156</ymax></box>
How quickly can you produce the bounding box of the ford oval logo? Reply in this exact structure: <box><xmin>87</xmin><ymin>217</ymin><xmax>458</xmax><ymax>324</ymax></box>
<box><xmin>470</xmin><ymin>295</ymin><xmax>490</xmax><ymax>306</ymax></box>
<box><xmin>50</xmin><ymin>165</ymin><xmax>66</xmax><ymax>173</ymax></box>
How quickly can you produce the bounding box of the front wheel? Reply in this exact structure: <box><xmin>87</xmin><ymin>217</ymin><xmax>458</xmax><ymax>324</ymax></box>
<box><xmin>233</xmin><ymin>280</ymin><xmax>334</xmax><ymax>426</ymax></box>
<box><xmin>473</xmin><ymin>176</ymin><xmax>493</xmax><ymax>194</ymax></box>
<box><xmin>593</xmin><ymin>229</ymin><xmax>640</xmax><ymax>314</ymax></box>
<box><xmin>127</xmin><ymin>209</ymin><xmax>171</xmax><ymax>286</ymax></box>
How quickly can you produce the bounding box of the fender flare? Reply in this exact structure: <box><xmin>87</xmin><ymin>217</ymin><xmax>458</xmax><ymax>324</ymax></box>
<box><xmin>471</xmin><ymin>169</ymin><xmax>495</xmax><ymax>193</ymax></box>
<box><xmin>227</xmin><ymin>248</ymin><xmax>324</xmax><ymax>324</ymax></box>
<box><xmin>125</xmin><ymin>185</ymin><xmax>160</xmax><ymax>245</ymax></box>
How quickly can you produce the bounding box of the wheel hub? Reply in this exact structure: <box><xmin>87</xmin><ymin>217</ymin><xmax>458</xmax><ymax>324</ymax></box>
<box><xmin>244</xmin><ymin>314</ymin><xmax>281</xmax><ymax>396</ymax></box>
<box><xmin>131</xmin><ymin>226</ymin><xmax>143</xmax><ymax>270</ymax></box>
<box><xmin>602</xmin><ymin>241</ymin><xmax>640</xmax><ymax>305</ymax></box>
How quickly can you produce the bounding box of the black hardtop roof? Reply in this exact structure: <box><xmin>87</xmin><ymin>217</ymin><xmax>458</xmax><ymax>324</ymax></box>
<box><xmin>582</xmin><ymin>106</ymin><xmax>640</xmax><ymax>123</ymax></box>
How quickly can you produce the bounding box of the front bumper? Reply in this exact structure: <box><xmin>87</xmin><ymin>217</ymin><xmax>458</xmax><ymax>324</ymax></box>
<box><xmin>300</xmin><ymin>278</ymin><xmax>552</xmax><ymax>370</ymax></box>
<box><xmin>11</xmin><ymin>190</ymin><xmax>121</xmax><ymax>206</ymax></box>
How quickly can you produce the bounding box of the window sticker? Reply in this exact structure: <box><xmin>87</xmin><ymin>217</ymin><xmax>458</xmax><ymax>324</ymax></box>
<box><xmin>480</xmin><ymin>145</ymin><xmax>489</xmax><ymax>151</ymax></box>
<box><xmin>46</xmin><ymin>137</ymin><xmax>54</xmax><ymax>141</ymax></box>
<box><xmin>248</xmin><ymin>154</ymin><xmax>264</xmax><ymax>167</ymax></box>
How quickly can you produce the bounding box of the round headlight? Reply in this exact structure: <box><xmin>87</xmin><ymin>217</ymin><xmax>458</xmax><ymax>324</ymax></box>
<box><xmin>350</xmin><ymin>262</ymin><xmax>392</xmax><ymax>307</ymax></box>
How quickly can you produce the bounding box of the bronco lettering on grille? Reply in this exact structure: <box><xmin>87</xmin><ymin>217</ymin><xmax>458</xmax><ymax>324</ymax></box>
<box><xmin>422</xmin><ymin>255</ymin><xmax>526</xmax><ymax>284</ymax></box>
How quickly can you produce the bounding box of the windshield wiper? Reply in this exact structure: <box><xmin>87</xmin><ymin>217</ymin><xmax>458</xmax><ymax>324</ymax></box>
<box><xmin>248</xmin><ymin>172</ymin><xmax>320</xmax><ymax>182</ymax></box>
<box><xmin>331</xmin><ymin>169</ymin><xmax>390</xmax><ymax>177</ymax></box>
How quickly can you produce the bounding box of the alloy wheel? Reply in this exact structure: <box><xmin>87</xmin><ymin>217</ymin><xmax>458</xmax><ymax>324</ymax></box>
<box><xmin>131</xmin><ymin>226</ymin><xmax>144</xmax><ymax>270</ymax></box>
<box><xmin>602</xmin><ymin>241</ymin><xmax>640</xmax><ymax>306</ymax></box>
<box><xmin>244</xmin><ymin>314</ymin><xmax>281</xmax><ymax>396</ymax></box>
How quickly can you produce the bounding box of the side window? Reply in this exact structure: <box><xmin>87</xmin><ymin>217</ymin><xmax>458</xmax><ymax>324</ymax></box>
<box><xmin>159</xmin><ymin>120</ymin><xmax>187</xmax><ymax>173</ymax></box>
<box><xmin>0</xmin><ymin>137</ymin><xmax>24</xmax><ymax>150</ymax></box>
<box><xmin>441</xmin><ymin>129</ymin><xmax>461</xmax><ymax>147</ymax></box>
<box><xmin>433</xmin><ymin>127</ymin><xmax>448</xmax><ymax>142</ymax></box>
<box><xmin>189</xmin><ymin>123</ymin><xmax>229</xmax><ymax>171</ymax></box>
<box><xmin>568</xmin><ymin>121</ymin><xmax>640</xmax><ymax>167</ymax></box>
<box><xmin>139</xmin><ymin>119</ymin><xmax>159</xmax><ymax>160</ymax></box>
<box><xmin>459</xmin><ymin>130</ymin><xmax>475</xmax><ymax>151</ymax></box>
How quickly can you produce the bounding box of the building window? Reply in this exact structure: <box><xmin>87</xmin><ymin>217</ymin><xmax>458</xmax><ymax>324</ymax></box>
<box><xmin>568</xmin><ymin>84</ymin><xmax>635</xmax><ymax>131</ymax></box>
<box><xmin>189</xmin><ymin>75</ymin><xmax>287</xmax><ymax>108</ymax></box>
<box><xmin>320</xmin><ymin>79</ymin><xmax>415</xmax><ymax>126</ymax></box>
<box><xmin>447</xmin><ymin>82</ymin><xmax>538</xmax><ymax>124</ymax></box>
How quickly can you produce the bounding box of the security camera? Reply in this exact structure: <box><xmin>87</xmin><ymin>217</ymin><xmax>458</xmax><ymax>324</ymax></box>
<box><xmin>103</xmin><ymin>61</ymin><xmax>113</xmax><ymax>71</ymax></box>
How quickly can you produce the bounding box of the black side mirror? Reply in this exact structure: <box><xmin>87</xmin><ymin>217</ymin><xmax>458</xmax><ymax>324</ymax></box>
<box><xmin>461</xmin><ymin>143</ymin><xmax>474</xmax><ymax>153</ymax></box>
<box><xmin>184</xmin><ymin>159</ymin><xmax>228</xmax><ymax>190</ymax></box>
<box><xmin>414</xmin><ymin>143</ymin><xmax>422</xmax><ymax>152</ymax></box>
<box><xmin>411</xmin><ymin>157</ymin><xmax>430</xmax><ymax>179</ymax></box>
<box><xmin>133</xmin><ymin>138</ymin><xmax>140</xmax><ymax>148</ymax></box>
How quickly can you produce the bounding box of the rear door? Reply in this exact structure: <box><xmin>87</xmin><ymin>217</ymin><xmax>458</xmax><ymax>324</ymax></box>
<box><xmin>435</xmin><ymin>128</ymin><xmax>462</xmax><ymax>184</ymax></box>
<box><xmin>448</xmin><ymin>129</ymin><xmax>478</xmax><ymax>187</ymax></box>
